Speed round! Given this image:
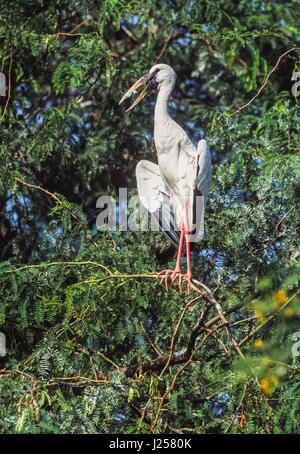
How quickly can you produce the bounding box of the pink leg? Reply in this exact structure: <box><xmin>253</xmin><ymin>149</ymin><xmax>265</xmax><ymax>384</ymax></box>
<box><xmin>156</xmin><ymin>223</ymin><xmax>184</xmax><ymax>292</ymax></box>
<box><xmin>183</xmin><ymin>202</ymin><xmax>192</xmax><ymax>295</ymax></box>
<box><xmin>171</xmin><ymin>223</ymin><xmax>185</xmax><ymax>293</ymax></box>
<box><xmin>174</xmin><ymin>222</ymin><xmax>185</xmax><ymax>273</ymax></box>
<box><xmin>157</xmin><ymin>204</ymin><xmax>192</xmax><ymax>295</ymax></box>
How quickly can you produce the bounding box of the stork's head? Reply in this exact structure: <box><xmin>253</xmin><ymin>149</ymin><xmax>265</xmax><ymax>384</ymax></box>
<box><xmin>149</xmin><ymin>64</ymin><xmax>176</xmax><ymax>89</ymax></box>
<box><xmin>119</xmin><ymin>64</ymin><xmax>176</xmax><ymax>112</ymax></box>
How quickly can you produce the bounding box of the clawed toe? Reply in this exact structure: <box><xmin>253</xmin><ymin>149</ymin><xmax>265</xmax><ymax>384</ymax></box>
<box><xmin>156</xmin><ymin>269</ymin><xmax>174</xmax><ymax>291</ymax></box>
<box><xmin>156</xmin><ymin>269</ymin><xmax>191</xmax><ymax>294</ymax></box>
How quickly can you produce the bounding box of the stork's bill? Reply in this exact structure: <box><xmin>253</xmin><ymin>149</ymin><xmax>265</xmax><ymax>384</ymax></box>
<box><xmin>119</xmin><ymin>69</ymin><xmax>158</xmax><ymax>112</ymax></box>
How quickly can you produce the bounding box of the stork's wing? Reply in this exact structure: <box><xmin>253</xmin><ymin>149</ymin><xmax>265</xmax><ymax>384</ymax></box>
<box><xmin>136</xmin><ymin>160</ymin><xmax>165</xmax><ymax>213</ymax></box>
<box><xmin>195</xmin><ymin>139</ymin><xmax>211</xmax><ymax>205</ymax></box>
<box><xmin>136</xmin><ymin>160</ymin><xmax>182</xmax><ymax>249</ymax></box>
<box><xmin>189</xmin><ymin>139</ymin><xmax>211</xmax><ymax>243</ymax></box>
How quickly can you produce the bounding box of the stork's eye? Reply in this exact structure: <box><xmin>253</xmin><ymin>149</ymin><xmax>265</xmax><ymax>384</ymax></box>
<box><xmin>151</xmin><ymin>68</ymin><xmax>160</xmax><ymax>78</ymax></box>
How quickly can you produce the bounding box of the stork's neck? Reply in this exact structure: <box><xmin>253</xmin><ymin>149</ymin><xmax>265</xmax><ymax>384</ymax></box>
<box><xmin>154</xmin><ymin>83</ymin><xmax>174</xmax><ymax>127</ymax></box>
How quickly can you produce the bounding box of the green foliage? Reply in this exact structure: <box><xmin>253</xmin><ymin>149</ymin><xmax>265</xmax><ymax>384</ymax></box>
<box><xmin>0</xmin><ymin>0</ymin><xmax>299</xmax><ymax>434</ymax></box>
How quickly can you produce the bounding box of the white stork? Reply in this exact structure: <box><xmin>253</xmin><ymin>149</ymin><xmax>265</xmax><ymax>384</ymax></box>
<box><xmin>119</xmin><ymin>64</ymin><xmax>211</xmax><ymax>294</ymax></box>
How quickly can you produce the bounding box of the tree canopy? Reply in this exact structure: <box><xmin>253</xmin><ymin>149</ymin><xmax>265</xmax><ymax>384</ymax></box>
<box><xmin>0</xmin><ymin>0</ymin><xmax>299</xmax><ymax>434</ymax></box>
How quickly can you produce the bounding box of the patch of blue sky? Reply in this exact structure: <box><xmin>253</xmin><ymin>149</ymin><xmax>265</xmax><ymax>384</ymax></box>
<box><xmin>273</xmin><ymin>181</ymin><xmax>280</xmax><ymax>190</ymax></box>
<box><xmin>47</xmin><ymin>226</ymin><xmax>63</xmax><ymax>248</ymax></box>
<box><xmin>226</xmin><ymin>188</ymin><xmax>245</xmax><ymax>208</ymax></box>
<box><xmin>169</xmin><ymin>100</ymin><xmax>177</xmax><ymax>110</ymax></box>
<box><xmin>122</xmin><ymin>15</ymin><xmax>139</xmax><ymax>26</ymax></box>
<box><xmin>176</xmin><ymin>35</ymin><xmax>191</xmax><ymax>47</ymax></box>
<box><xmin>234</xmin><ymin>312</ymin><xmax>254</xmax><ymax>321</ymax></box>
<box><xmin>186</xmin><ymin>121</ymin><xmax>195</xmax><ymax>130</ymax></box>
<box><xmin>5</xmin><ymin>193</ymin><xmax>20</xmax><ymax>227</ymax></box>
<box><xmin>184</xmin><ymin>79</ymin><xmax>197</xmax><ymax>96</ymax></box>
<box><xmin>199</xmin><ymin>248</ymin><xmax>215</xmax><ymax>258</ymax></box>
<box><xmin>255</xmin><ymin>157</ymin><xmax>264</xmax><ymax>165</ymax></box>
<box><xmin>15</xmin><ymin>83</ymin><xmax>27</xmax><ymax>92</ymax></box>
<box><xmin>200</xmin><ymin>24</ymin><xmax>210</xmax><ymax>34</ymax></box>
<box><xmin>223</xmin><ymin>193</ymin><xmax>232</xmax><ymax>208</ymax></box>
<box><xmin>115</xmin><ymin>413</ymin><xmax>127</xmax><ymax>421</ymax></box>
<box><xmin>36</xmin><ymin>113</ymin><xmax>44</xmax><ymax>125</ymax></box>
<box><xmin>136</xmin><ymin>336</ymin><xmax>145</xmax><ymax>345</ymax></box>
<box><xmin>213</xmin><ymin>392</ymin><xmax>229</xmax><ymax>415</ymax></box>
<box><xmin>198</xmin><ymin>128</ymin><xmax>206</xmax><ymax>139</ymax></box>
<box><xmin>265</xmin><ymin>244</ymin><xmax>277</xmax><ymax>264</ymax></box>
<box><xmin>71</xmin><ymin>133</ymin><xmax>80</xmax><ymax>143</ymax></box>
<box><xmin>44</xmin><ymin>100</ymin><xmax>54</xmax><ymax>109</ymax></box>
<box><xmin>215</xmin><ymin>253</ymin><xmax>225</xmax><ymax>269</ymax></box>
<box><xmin>228</xmin><ymin>273</ymin><xmax>236</xmax><ymax>283</ymax></box>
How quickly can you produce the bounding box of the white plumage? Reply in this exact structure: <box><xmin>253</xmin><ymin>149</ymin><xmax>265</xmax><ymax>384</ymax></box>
<box><xmin>120</xmin><ymin>64</ymin><xmax>211</xmax><ymax>293</ymax></box>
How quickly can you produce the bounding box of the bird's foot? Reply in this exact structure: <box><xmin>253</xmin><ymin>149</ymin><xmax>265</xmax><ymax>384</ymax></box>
<box><xmin>157</xmin><ymin>269</ymin><xmax>191</xmax><ymax>295</ymax></box>
<box><xmin>156</xmin><ymin>269</ymin><xmax>176</xmax><ymax>292</ymax></box>
<box><xmin>172</xmin><ymin>272</ymin><xmax>191</xmax><ymax>295</ymax></box>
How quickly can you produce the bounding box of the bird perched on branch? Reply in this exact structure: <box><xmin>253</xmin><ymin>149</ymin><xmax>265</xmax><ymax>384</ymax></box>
<box><xmin>119</xmin><ymin>64</ymin><xmax>211</xmax><ymax>294</ymax></box>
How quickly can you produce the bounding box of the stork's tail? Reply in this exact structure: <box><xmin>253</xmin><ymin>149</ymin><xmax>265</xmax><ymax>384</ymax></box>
<box><xmin>152</xmin><ymin>193</ymin><xmax>187</xmax><ymax>252</ymax></box>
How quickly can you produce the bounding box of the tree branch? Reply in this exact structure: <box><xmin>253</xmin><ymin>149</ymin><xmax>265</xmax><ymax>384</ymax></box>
<box><xmin>220</xmin><ymin>46</ymin><xmax>300</xmax><ymax>125</ymax></box>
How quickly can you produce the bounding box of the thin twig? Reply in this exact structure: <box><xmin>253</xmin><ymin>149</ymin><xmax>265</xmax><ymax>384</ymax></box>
<box><xmin>159</xmin><ymin>295</ymin><xmax>204</xmax><ymax>377</ymax></box>
<box><xmin>192</xmin><ymin>279</ymin><xmax>244</xmax><ymax>358</ymax></box>
<box><xmin>69</xmin><ymin>17</ymin><xmax>92</xmax><ymax>34</ymax></box>
<box><xmin>156</xmin><ymin>30</ymin><xmax>174</xmax><ymax>61</ymax></box>
<box><xmin>4</xmin><ymin>260</ymin><xmax>113</xmax><ymax>277</ymax></box>
<box><xmin>15</xmin><ymin>177</ymin><xmax>78</xmax><ymax>219</ymax></box>
<box><xmin>121</xmin><ymin>25</ymin><xmax>138</xmax><ymax>42</ymax></box>
<box><xmin>221</xmin><ymin>46</ymin><xmax>300</xmax><ymax>124</ymax></box>
<box><xmin>274</xmin><ymin>204</ymin><xmax>298</xmax><ymax>234</ymax></box>
<box><xmin>140</xmin><ymin>321</ymin><xmax>164</xmax><ymax>357</ymax></box>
